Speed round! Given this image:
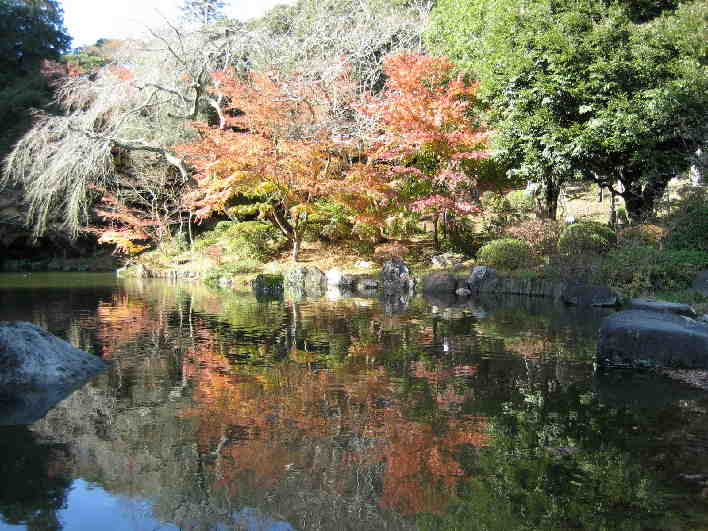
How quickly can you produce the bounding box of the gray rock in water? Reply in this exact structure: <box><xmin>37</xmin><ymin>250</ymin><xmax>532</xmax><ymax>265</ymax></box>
<box><xmin>356</xmin><ymin>277</ymin><xmax>379</xmax><ymax>291</ymax></box>
<box><xmin>693</xmin><ymin>270</ymin><xmax>708</xmax><ymax>296</ymax></box>
<box><xmin>466</xmin><ymin>266</ymin><xmax>499</xmax><ymax>292</ymax></box>
<box><xmin>628</xmin><ymin>298</ymin><xmax>697</xmax><ymax>317</ymax></box>
<box><xmin>597</xmin><ymin>310</ymin><xmax>708</xmax><ymax>369</ymax></box>
<box><xmin>0</xmin><ymin>321</ymin><xmax>110</xmax><ymax>388</ymax></box>
<box><xmin>251</xmin><ymin>274</ymin><xmax>284</xmax><ymax>299</ymax></box>
<box><xmin>325</xmin><ymin>268</ymin><xmax>354</xmax><ymax>288</ymax></box>
<box><xmin>284</xmin><ymin>266</ymin><xmax>325</xmax><ymax>298</ymax></box>
<box><xmin>381</xmin><ymin>258</ymin><xmax>416</xmax><ymax>292</ymax></box>
<box><xmin>422</xmin><ymin>272</ymin><xmax>460</xmax><ymax>294</ymax></box>
<box><xmin>431</xmin><ymin>253</ymin><xmax>464</xmax><ymax>268</ymax></box>
<box><xmin>561</xmin><ymin>284</ymin><xmax>620</xmax><ymax>307</ymax></box>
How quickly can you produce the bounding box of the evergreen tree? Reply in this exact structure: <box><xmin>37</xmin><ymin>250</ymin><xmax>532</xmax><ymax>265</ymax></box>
<box><xmin>427</xmin><ymin>0</ymin><xmax>707</xmax><ymax>221</ymax></box>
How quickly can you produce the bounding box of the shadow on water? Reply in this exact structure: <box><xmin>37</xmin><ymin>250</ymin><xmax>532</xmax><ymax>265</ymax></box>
<box><xmin>1</xmin><ymin>274</ymin><xmax>708</xmax><ymax>529</ymax></box>
<box><xmin>0</xmin><ymin>384</ymin><xmax>89</xmax><ymax>426</ymax></box>
<box><xmin>0</xmin><ymin>426</ymin><xmax>72</xmax><ymax>531</ymax></box>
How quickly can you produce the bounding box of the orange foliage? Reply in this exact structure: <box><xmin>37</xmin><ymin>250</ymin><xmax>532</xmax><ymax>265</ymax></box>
<box><xmin>358</xmin><ymin>53</ymin><xmax>489</xmax><ymax>217</ymax></box>
<box><xmin>178</xmin><ymin>340</ymin><xmax>489</xmax><ymax>514</ymax></box>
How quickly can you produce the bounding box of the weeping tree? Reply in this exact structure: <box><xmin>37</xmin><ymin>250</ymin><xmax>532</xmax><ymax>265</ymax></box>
<box><xmin>2</xmin><ymin>0</ymin><xmax>432</xmax><ymax>250</ymax></box>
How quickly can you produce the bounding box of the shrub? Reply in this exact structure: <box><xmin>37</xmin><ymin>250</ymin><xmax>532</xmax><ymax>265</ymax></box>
<box><xmin>618</xmin><ymin>224</ymin><xmax>667</xmax><ymax>249</ymax></box>
<box><xmin>663</xmin><ymin>189</ymin><xmax>708</xmax><ymax>252</ymax></box>
<box><xmin>204</xmin><ymin>258</ymin><xmax>262</xmax><ymax>284</ymax></box>
<box><xmin>505</xmin><ymin>189</ymin><xmax>536</xmax><ymax>215</ymax></box>
<box><xmin>504</xmin><ymin>219</ymin><xmax>562</xmax><ymax>256</ymax></box>
<box><xmin>598</xmin><ymin>245</ymin><xmax>708</xmax><ymax>296</ymax></box>
<box><xmin>193</xmin><ymin>221</ymin><xmax>282</xmax><ymax>261</ymax></box>
<box><xmin>558</xmin><ymin>221</ymin><xmax>616</xmax><ymax>255</ymax></box>
<box><xmin>479</xmin><ymin>191</ymin><xmax>519</xmax><ymax>234</ymax></box>
<box><xmin>477</xmin><ymin>238</ymin><xmax>534</xmax><ymax>270</ymax></box>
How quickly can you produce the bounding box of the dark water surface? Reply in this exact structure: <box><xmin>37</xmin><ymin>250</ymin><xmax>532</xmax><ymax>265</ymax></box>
<box><xmin>1</xmin><ymin>273</ymin><xmax>708</xmax><ymax>530</ymax></box>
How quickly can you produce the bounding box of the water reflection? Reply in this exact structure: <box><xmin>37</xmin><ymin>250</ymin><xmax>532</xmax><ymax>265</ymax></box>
<box><xmin>0</xmin><ymin>274</ymin><xmax>707</xmax><ymax>529</ymax></box>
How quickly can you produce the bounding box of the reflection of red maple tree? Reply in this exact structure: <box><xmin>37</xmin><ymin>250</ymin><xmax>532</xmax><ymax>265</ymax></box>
<box><xmin>179</xmin><ymin>339</ymin><xmax>489</xmax><ymax>514</ymax></box>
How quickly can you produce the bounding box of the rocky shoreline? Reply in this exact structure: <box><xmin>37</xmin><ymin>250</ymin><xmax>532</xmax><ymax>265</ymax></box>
<box><xmin>117</xmin><ymin>257</ymin><xmax>708</xmax><ymax>385</ymax></box>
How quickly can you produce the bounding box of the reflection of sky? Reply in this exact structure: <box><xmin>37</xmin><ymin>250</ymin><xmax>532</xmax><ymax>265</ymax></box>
<box><xmin>0</xmin><ymin>479</ymin><xmax>295</xmax><ymax>531</ymax></box>
<box><xmin>57</xmin><ymin>479</ymin><xmax>178</xmax><ymax>531</ymax></box>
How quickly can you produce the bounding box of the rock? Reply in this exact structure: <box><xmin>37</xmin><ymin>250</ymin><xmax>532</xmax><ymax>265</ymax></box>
<box><xmin>693</xmin><ymin>270</ymin><xmax>708</xmax><ymax>296</ymax></box>
<box><xmin>422</xmin><ymin>272</ymin><xmax>460</xmax><ymax>294</ymax></box>
<box><xmin>466</xmin><ymin>266</ymin><xmax>499</xmax><ymax>292</ymax></box>
<box><xmin>355</xmin><ymin>260</ymin><xmax>373</xmax><ymax>268</ymax></box>
<box><xmin>284</xmin><ymin>266</ymin><xmax>325</xmax><ymax>295</ymax></box>
<box><xmin>325</xmin><ymin>285</ymin><xmax>354</xmax><ymax>300</ymax></box>
<box><xmin>251</xmin><ymin>274</ymin><xmax>284</xmax><ymax>299</ymax></box>
<box><xmin>356</xmin><ymin>277</ymin><xmax>379</xmax><ymax>291</ymax></box>
<box><xmin>380</xmin><ymin>291</ymin><xmax>413</xmax><ymax>314</ymax></box>
<box><xmin>0</xmin><ymin>321</ymin><xmax>110</xmax><ymax>388</ymax></box>
<box><xmin>597</xmin><ymin>310</ymin><xmax>708</xmax><ymax>369</ymax></box>
<box><xmin>325</xmin><ymin>268</ymin><xmax>354</xmax><ymax>287</ymax></box>
<box><xmin>561</xmin><ymin>284</ymin><xmax>620</xmax><ymax>307</ymax></box>
<box><xmin>134</xmin><ymin>263</ymin><xmax>147</xmax><ymax>278</ymax></box>
<box><xmin>628</xmin><ymin>298</ymin><xmax>697</xmax><ymax>317</ymax></box>
<box><xmin>456</xmin><ymin>287</ymin><xmax>472</xmax><ymax>297</ymax></box>
<box><xmin>381</xmin><ymin>258</ymin><xmax>416</xmax><ymax>292</ymax></box>
<box><xmin>431</xmin><ymin>253</ymin><xmax>464</xmax><ymax>268</ymax></box>
<box><xmin>700</xmin><ymin>315</ymin><xmax>708</xmax><ymax>324</ymax></box>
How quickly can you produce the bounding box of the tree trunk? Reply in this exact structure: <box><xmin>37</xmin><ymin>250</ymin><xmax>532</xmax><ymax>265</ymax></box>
<box><xmin>541</xmin><ymin>179</ymin><xmax>560</xmax><ymax>220</ymax></box>
<box><xmin>292</xmin><ymin>233</ymin><xmax>302</xmax><ymax>262</ymax></box>
<box><xmin>621</xmin><ymin>175</ymin><xmax>669</xmax><ymax>224</ymax></box>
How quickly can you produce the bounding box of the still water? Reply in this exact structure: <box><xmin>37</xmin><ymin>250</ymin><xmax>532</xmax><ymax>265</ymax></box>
<box><xmin>1</xmin><ymin>273</ymin><xmax>708</xmax><ymax>530</ymax></box>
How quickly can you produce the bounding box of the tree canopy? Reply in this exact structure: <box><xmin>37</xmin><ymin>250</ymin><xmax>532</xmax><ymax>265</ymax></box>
<box><xmin>427</xmin><ymin>0</ymin><xmax>708</xmax><ymax>221</ymax></box>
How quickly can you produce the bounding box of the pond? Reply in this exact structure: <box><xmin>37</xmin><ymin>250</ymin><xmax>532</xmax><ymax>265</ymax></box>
<box><xmin>1</xmin><ymin>273</ymin><xmax>708</xmax><ymax>530</ymax></box>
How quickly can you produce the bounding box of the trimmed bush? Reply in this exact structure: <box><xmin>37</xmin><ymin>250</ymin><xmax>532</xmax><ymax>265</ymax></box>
<box><xmin>558</xmin><ymin>221</ymin><xmax>617</xmax><ymax>255</ymax></box>
<box><xmin>477</xmin><ymin>238</ymin><xmax>534</xmax><ymax>270</ymax></box>
<box><xmin>598</xmin><ymin>245</ymin><xmax>708</xmax><ymax>296</ymax></box>
<box><xmin>664</xmin><ymin>189</ymin><xmax>708</xmax><ymax>252</ymax></box>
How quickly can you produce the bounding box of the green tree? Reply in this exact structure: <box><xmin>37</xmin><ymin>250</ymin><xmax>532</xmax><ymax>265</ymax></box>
<box><xmin>0</xmin><ymin>0</ymin><xmax>71</xmax><ymax>73</ymax></box>
<box><xmin>0</xmin><ymin>0</ymin><xmax>71</xmax><ymax>157</ymax></box>
<box><xmin>426</xmin><ymin>0</ymin><xmax>707</xmax><ymax>221</ymax></box>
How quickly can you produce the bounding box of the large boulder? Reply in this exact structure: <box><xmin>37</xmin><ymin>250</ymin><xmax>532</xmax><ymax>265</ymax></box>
<box><xmin>561</xmin><ymin>284</ymin><xmax>621</xmax><ymax>307</ymax></box>
<box><xmin>0</xmin><ymin>321</ymin><xmax>110</xmax><ymax>388</ymax></box>
<box><xmin>694</xmin><ymin>270</ymin><xmax>708</xmax><ymax>296</ymax></box>
<box><xmin>627</xmin><ymin>298</ymin><xmax>697</xmax><ymax>317</ymax></box>
<box><xmin>284</xmin><ymin>266</ymin><xmax>325</xmax><ymax>298</ymax></box>
<box><xmin>597</xmin><ymin>310</ymin><xmax>708</xmax><ymax>369</ymax></box>
<box><xmin>325</xmin><ymin>268</ymin><xmax>355</xmax><ymax>288</ymax></box>
<box><xmin>251</xmin><ymin>274</ymin><xmax>284</xmax><ymax>300</ymax></box>
<box><xmin>431</xmin><ymin>253</ymin><xmax>464</xmax><ymax>268</ymax></box>
<box><xmin>422</xmin><ymin>272</ymin><xmax>460</xmax><ymax>294</ymax></box>
<box><xmin>466</xmin><ymin>266</ymin><xmax>499</xmax><ymax>292</ymax></box>
<box><xmin>381</xmin><ymin>258</ymin><xmax>416</xmax><ymax>292</ymax></box>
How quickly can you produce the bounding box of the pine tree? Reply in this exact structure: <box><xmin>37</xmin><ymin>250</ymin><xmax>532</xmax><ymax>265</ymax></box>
<box><xmin>180</xmin><ymin>0</ymin><xmax>227</xmax><ymax>25</ymax></box>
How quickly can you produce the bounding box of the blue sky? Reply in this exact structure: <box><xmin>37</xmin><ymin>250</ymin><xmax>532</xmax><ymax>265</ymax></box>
<box><xmin>61</xmin><ymin>0</ymin><xmax>295</xmax><ymax>47</ymax></box>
